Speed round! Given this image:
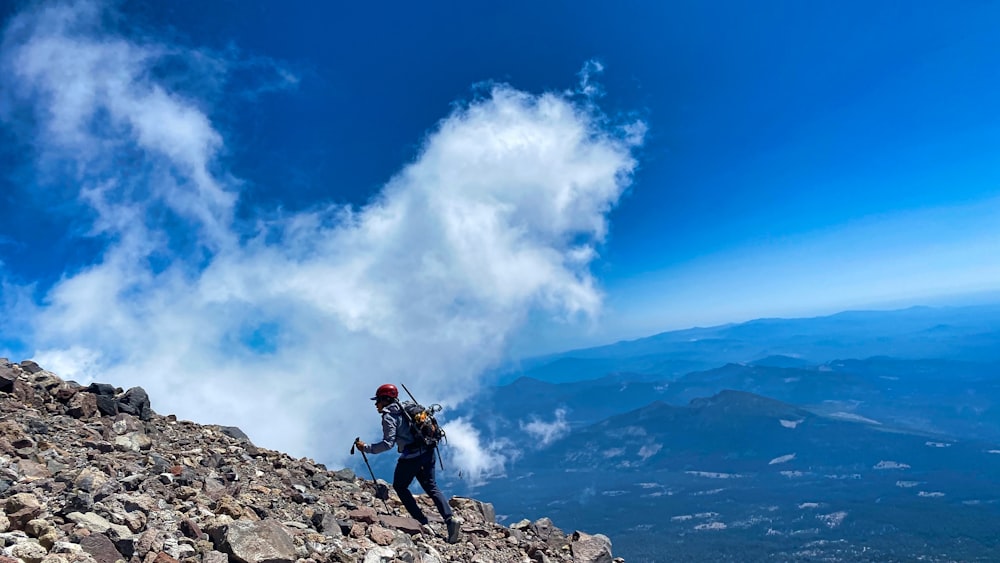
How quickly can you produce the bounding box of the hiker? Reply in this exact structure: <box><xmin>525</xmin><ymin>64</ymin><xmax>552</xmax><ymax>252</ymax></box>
<box><xmin>354</xmin><ymin>383</ymin><xmax>461</xmax><ymax>544</ymax></box>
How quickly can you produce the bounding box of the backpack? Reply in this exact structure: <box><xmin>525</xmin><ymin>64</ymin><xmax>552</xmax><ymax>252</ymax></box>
<box><xmin>400</xmin><ymin>400</ymin><xmax>446</xmax><ymax>448</ymax></box>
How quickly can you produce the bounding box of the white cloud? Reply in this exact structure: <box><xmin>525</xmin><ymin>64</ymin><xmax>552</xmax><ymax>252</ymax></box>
<box><xmin>873</xmin><ymin>461</ymin><xmax>910</xmax><ymax>470</ymax></box>
<box><xmin>441</xmin><ymin>418</ymin><xmax>516</xmax><ymax>486</ymax></box>
<box><xmin>828</xmin><ymin>412</ymin><xmax>881</xmax><ymax>425</ymax></box>
<box><xmin>685</xmin><ymin>471</ymin><xmax>742</xmax><ymax>479</ymax></box>
<box><xmin>4</xmin><ymin>3</ymin><xmax>235</xmax><ymax>247</ymax></box>
<box><xmin>768</xmin><ymin>453</ymin><xmax>796</xmax><ymax>465</ymax></box>
<box><xmin>31</xmin><ymin>345</ymin><xmax>103</xmax><ymax>382</ymax></box>
<box><xmin>925</xmin><ymin>441</ymin><xmax>951</xmax><ymax>448</ymax></box>
<box><xmin>0</xmin><ymin>1</ymin><xmax>643</xmax><ymax>481</ymax></box>
<box><xmin>817</xmin><ymin>511</ymin><xmax>848</xmax><ymax>528</ymax></box>
<box><xmin>575</xmin><ymin>59</ymin><xmax>606</xmax><ymax>99</ymax></box>
<box><xmin>638</xmin><ymin>443</ymin><xmax>662</xmax><ymax>461</ymax></box>
<box><xmin>519</xmin><ymin>408</ymin><xmax>569</xmax><ymax>447</ymax></box>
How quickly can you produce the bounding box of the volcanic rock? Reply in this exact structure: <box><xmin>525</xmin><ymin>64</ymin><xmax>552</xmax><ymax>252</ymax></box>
<box><xmin>0</xmin><ymin>359</ymin><xmax>623</xmax><ymax>563</ymax></box>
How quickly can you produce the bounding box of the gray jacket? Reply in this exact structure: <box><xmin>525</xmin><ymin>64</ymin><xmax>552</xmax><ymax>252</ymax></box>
<box><xmin>363</xmin><ymin>402</ymin><xmax>424</xmax><ymax>459</ymax></box>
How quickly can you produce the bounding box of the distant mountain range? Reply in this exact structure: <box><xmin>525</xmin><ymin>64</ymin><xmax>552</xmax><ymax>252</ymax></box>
<box><xmin>450</xmin><ymin>304</ymin><xmax>1000</xmax><ymax>562</ymax></box>
<box><xmin>496</xmin><ymin>304</ymin><xmax>1000</xmax><ymax>384</ymax></box>
<box><xmin>469</xmin><ymin>356</ymin><xmax>1000</xmax><ymax>443</ymax></box>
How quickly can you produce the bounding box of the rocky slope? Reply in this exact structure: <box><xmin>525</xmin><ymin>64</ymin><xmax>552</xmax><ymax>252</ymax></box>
<box><xmin>0</xmin><ymin>359</ymin><xmax>620</xmax><ymax>563</ymax></box>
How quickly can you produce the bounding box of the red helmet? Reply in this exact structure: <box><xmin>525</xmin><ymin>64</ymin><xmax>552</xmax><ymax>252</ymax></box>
<box><xmin>371</xmin><ymin>384</ymin><xmax>398</xmax><ymax>401</ymax></box>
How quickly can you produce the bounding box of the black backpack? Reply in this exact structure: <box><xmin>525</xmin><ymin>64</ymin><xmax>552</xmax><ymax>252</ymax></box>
<box><xmin>400</xmin><ymin>400</ymin><xmax>446</xmax><ymax>447</ymax></box>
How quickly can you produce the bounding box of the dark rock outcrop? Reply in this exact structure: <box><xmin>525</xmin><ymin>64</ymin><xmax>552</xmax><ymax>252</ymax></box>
<box><xmin>0</xmin><ymin>366</ymin><xmax>16</xmax><ymax>393</ymax></box>
<box><xmin>117</xmin><ymin>387</ymin><xmax>152</xmax><ymax>421</ymax></box>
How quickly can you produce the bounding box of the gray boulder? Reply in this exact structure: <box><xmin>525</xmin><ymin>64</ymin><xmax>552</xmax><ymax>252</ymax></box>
<box><xmin>570</xmin><ymin>531</ymin><xmax>613</xmax><ymax>563</ymax></box>
<box><xmin>531</xmin><ymin>517</ymin><xmax>560</xmax><ymax>539</ymax></box>
<box><xmin>362</xmin><ymin>546</ymin><xmax>395</xmax><ymax>563</ymax></box>
<box><xmin>219</xmin><ymin>426</ymin><xmax>250</xmax><ymax>442</ymax></box>
<box><xmin>211</xmin><ymin>519</ymin><xmax>297</xmax><ymax>563</ymax></box>
<box><xmin>311</xmin><ymin>512</ymin><xmax>343</xmax><ymax>536</ymax></box>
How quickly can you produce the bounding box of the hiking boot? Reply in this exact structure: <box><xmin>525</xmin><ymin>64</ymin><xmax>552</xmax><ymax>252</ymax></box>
<box><xmin>446</xmin><ymin>518</ymin><xmax>461</xmax><ymax>544</ymax></box>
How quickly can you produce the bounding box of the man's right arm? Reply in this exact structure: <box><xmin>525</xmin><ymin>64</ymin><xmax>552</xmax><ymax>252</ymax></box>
<box><xmin>364</xmin><ymin>412</ymin><xmax>397</xmax><ymax>454</ymax></box>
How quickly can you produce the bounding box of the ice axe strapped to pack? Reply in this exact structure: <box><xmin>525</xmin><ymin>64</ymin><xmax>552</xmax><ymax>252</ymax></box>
<box><xmin>399</xmin><ymin>383</ymin><xmax>447</xmax><ymax>470</ymax></box>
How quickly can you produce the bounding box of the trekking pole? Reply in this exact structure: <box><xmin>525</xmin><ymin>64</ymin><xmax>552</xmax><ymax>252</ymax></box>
<box><xmin>351</xmin><ymin>437</ymin><xmax>390</xmax><ymax>513</ymax></box>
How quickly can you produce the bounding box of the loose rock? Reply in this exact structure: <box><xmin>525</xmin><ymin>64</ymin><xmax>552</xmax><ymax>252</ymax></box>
<box><xmin>0</xmin><ymin>362</ymin><xmax>622</xmax><ymax>563</ymax></box>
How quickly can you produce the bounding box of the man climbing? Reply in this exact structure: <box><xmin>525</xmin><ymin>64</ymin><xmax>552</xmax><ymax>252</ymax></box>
<box><xmin>355</xmin><ymin>383</ymin><xmax>462</xmax><ymax>544</ymax></box>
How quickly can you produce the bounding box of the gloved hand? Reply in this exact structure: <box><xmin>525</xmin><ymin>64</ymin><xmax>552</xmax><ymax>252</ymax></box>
<box><xmin>355</xmin><ymin>438</ymin><xmax>366</xmax><ymax>450</ymax></box>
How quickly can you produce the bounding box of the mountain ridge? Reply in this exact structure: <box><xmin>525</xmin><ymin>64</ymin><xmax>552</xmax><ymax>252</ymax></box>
<box><xmin>498</xmin><ymin>303</ymin><xmax>1000</xmax><ymax>384</ymax></box>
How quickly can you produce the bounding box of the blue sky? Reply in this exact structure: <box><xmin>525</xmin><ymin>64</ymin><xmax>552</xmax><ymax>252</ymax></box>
<box><xmin>1</xmin><ymin>0</ymin><xmax>999</xmax><ymax>471</ymax></box>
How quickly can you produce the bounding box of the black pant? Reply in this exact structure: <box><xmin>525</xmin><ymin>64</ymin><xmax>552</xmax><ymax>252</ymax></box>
<box><xmin>393</xmin><ymin>448</ymin><xmax>452</xmax><ymax>524</ymax></box>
